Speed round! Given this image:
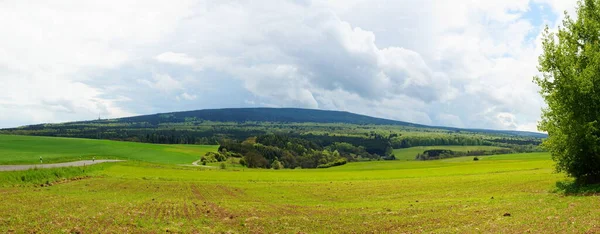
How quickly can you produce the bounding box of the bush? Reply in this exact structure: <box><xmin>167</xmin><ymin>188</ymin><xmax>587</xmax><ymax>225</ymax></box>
<box><xmin>473</xmin><ymin>157</ymin><xmax>479</xmax><ymax>161</ymax></box>
<box><xmin>219</xmin><ymin>163</ymin><xmax>226</xmax><ymax>169</ymax></box>
<box><xmin>204</xmin><ymin>152</ymin><xmax>226</xmax><ymax>162</ymax></box>
<box><xmin>239</xmin><ymin>158</ymin><xmax>247</xmax><ymax>167</ymax></box>
<box><xmin>201</xmin><ymin>153</ymin><xmax>217</xmax><ymax>163</ymax></box>
<box><xmin>317</xmin><ymin>158</ymin><xmax>347</xmax><ymax>168</ymax></box>
<box><xmin>271</xmin><ymin>160</ymin><xmax>283</xmax><ymax>170</ymax></box>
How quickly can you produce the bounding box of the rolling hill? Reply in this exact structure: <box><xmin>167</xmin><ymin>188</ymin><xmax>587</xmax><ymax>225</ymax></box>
<box><xmin>4</xmin><ymin>108</ymin><xmax>545</xmax><ymax>137</ymax></box>
<box><xmin>0</xmin><ymin>108</ymin><xmax>546</xmax><ymax>153</ymax></box>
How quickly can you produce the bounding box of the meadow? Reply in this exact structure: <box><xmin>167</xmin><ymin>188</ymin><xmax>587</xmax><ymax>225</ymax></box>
<box><xmin>0</xmin><ymin>135</ymin><xmax>217</xmax><ymax>165</ymax></box>
<box><xmin>392</xmin><ymin>145</ymin><xmax>507</xmax><ymax>161</ymax></box>
<box><xmin>0</xmin><ymin>135</ymin><xmax>598</xmax><ymax>233</ymax></box>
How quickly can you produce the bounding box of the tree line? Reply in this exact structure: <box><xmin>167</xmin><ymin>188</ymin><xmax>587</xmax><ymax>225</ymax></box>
<box><xmin>213</xmin><ymin>134</ymin><xmax>393</xmax><ymax>169</ymax></box>
<box><xmin>415</xmin><ymin>149</ymin><xmax>515</xmax><ymax>161</ymax></box>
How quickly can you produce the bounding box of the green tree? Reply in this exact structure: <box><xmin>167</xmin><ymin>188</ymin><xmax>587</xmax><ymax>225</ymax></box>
<box><xmin>535</xmin><ymin>0</ymin><xmax>600</xmax><ymax>184</ymax></box>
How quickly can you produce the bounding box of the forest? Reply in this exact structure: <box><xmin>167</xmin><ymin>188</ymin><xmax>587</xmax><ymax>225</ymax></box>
<box><xmin>0</xmin><ymin>108</ymin><xmax>545</xmax><ymax>168</ymax></box>
<box><xmin>205</xmin><ymin>134</ymin><xmax>389</xmax><ymax>169</ymax></box>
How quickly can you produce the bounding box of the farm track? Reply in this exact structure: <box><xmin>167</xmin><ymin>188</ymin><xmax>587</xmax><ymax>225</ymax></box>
<box><xmin>0</xmin><ymin>160</ymin><xmax>124</xmax><ymax>171</ymax></box>
<box><xmin>190</xmin><ymin>160</ymin><xmax>215</xmax><ymax>168</ymax></box>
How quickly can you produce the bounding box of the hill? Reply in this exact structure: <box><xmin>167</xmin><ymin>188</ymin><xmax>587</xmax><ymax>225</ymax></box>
<box><xmin>0</xmin><ymin>108</ymin><xmax>545</xmax><ymax>154</ymax></box>
<box><xmin>112</xmin><ymin>107</ymin><xmax>546</xmax><ymax>137</ymax></box>
<box><xmin>4</xmin><ymin>107</ymin><xmax>545</xmax><ymax>137</ymax></box>
<box><xmin>120</xmin><ymin>108</ymin><xmax>421</xmax><ymax>126</ymax></box>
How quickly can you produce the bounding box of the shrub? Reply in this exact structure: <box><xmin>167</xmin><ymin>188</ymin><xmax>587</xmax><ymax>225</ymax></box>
<box><xmin>201</xmin><ymin>153</ymin><xmax>217</xmax><ymax>163</ymax></box>
<box><xmin>204</xmin><ymin>152</ymin><xmax>226</xmax><ymax>162</ymax></box>
<box><xmin>473</xmin><ymin>157</ymin><xmax>479</xmax><ymax>161</ymax></box>
<box><xmin>219</xmin><ymin>163</ymin><xmax>226</xmax><ymax>170</ymax></box>
<box><xmin>271</xmin><ymin>160</ymin><xmax>283</xmax><ymax>170</ymax></box>
<box><xmin>317</xmin><ymin>158</ymin><xmax>347</xmax><ymax>168</ymax></box>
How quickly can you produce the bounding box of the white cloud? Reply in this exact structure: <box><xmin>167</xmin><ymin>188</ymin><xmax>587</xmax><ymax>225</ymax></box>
<box><xmin>137</xmin><ymin>73</ymin><xmax>182</xmax><ymax>93</ymax></box>
<box><xmin>0</xmin><ymin>0</ymin><xmax>580</xmax><ymax>131</ymax></box>
<box><xmin>155</xmin><ymin>52</ymin><xmax>196</xmax><ymax>65</ymax></box>
<box><xmin>177</xmin><ymin>92</ymin><xmax>198</xmax><ymax>101</ymax></box>
<box><xmin>0</xmin><ymin>0</ymin><xmax>195</xmax><ymax>127</ymax></box>
<box><xmin>436</xmin><ymin>114</ymin><xmax>465</xmax><ymax>128</ymax></box>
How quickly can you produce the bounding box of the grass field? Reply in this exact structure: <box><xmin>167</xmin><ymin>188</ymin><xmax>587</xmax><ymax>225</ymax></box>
<box><xmin>0</xmin><ymin>135</ymin><xmax>598</xmax><ymax>233</ymax></box>
<box><xmin>0</xmin><ymin>135</ymin><xmax>218</xmax><ymax>165</ymax></box>
<box><xmin>393</xmin><ymin>145</ymin><xmax>507</xmax><ymax>161</ymax></box>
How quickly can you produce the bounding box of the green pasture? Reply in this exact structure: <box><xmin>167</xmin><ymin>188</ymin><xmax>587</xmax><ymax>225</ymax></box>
<box><xmin>0</xmin><ymin>135</ymin><xmax>598</xmax><ymax>233</ymax></box>
<box><xmin>393</xmin><ymin>145</ymin><xmax>507</xmax><ymax>161</ymax></box>
<box><xmin>0</xmin><ymin>135</ymin><xmax>217</xmax><ymax>165</ymax></box>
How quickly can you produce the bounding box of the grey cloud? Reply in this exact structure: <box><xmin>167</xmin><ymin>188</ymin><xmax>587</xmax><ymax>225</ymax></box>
<box><xmin>143</xmin><ymin>0</ymin><xmax>550</xmax><ymax>130</ymax></box>
<box><xmin>83</xmin><ymin>63</ymin><xmax>254</xmax><ymax>116</ymax></box>
<box><xmin>41</xmin><ymin>100</ymin><xmax>77</xmax><ymax>114</ymax></box>
<box><xmin>269</xmin><ymin>12</ymin><xmax>450</xmax><ymax>102</ymax></box>
<box><xmin>184</xmin><ymin>6</ymin><xmax>453</xmax><ymax>107</ymax></box>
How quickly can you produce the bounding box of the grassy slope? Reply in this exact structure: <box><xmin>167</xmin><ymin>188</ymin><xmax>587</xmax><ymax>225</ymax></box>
<box><xmin>1</xmin><ymin>146</ymin><xmax>597</xmax><ymax>233</ymax></box>
<box><xmin>0</xmin><ymin>136</ymin><xmax>596</xmax><ymax>233</ymax></box>
<box><xmin>0</xmin><ymin>135</ymin><xmax>218</xmax><ymax>165</ymax></box>
<box><xmin>393</xmin><ymin>145</ymin><xmax>507</xmax><ymax>161</ymax></box>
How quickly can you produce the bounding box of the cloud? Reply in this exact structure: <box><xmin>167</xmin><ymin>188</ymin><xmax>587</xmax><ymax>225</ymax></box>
<box><xmin>0</xmin><ymin>0</ymin><xmax>195</xmax><ymax>127</ymax></box>
<box><xmin>177</xmin><ymin>92</ymin><xmax>198</xmax><ymax>101</ymax></box>
<box><xmin>137</xmin><ymin>73</ymin><xmax>182</xmax><ymax>93</ymax></box>
<box><xmin>155</xmin><ymin>52</ymin><xmax>197</xmax><ymax>65</ymax></box>
<box><xmin>0</xmin><ymin>0</ymin><xmax>579</xmax><ymax>131</ymax></box>
<box><xmin>435</xmin><ymin>114</ymin><xmax>465</xmax><ymax>128</ymax></box>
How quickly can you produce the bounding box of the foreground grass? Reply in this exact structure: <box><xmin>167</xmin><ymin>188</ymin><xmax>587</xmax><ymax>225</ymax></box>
<box><xmin>1</xmin><ymin>150</ymin><xmax>598</xmax><ymax>233</ymax></box>
<box><xmin>0</xmin><ymin>135</ymin><xmax>217</xmax><ymax>165</ymax></box>
<box><xmin>393</xmin><ymin>145</ymin><xmax>508</xmax><ymax>161</ymax></box>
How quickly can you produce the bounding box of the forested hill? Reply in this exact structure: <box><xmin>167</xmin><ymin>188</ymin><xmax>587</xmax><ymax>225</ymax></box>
<box><xmin>3</xmin><ymin>107</ymin><xmax>545</xmax><ymax>138</ymax></box>
<box><xmin>119</xmin><ymin>108</ymin><xmax>421</xmax><ymax>126</ymax></box>
<box><xmin>112</xmin><ymin>108</ymin><xmax>545</xmax><ymax>137</ymax></box>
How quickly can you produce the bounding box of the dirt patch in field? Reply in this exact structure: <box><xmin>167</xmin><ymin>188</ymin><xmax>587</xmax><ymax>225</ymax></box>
<box><xmin>586</xmin><ymin>226</ymin><xmax>600</xmax><ymax>234</ymax></box>
<box><xmin>41</xmin><ymin>176</ymin><xmax>91</xmax><ymax>187</ymax></box>
<box><xmin>190</xmin><ymin>184</ymin><xmax>207</xmax><ymax>200</ymax></box>
<box><xmin>276</xmin><ymin>204</ymin><xmax>308</xmax><ymax>216</ymax></box>
<box><xmin>216</xmin><ymin>185</ymin><xmax>245</xmax><ymax>198</ymax></box>
<box><xmin>190</xmin><ymin>185</ymin><xmax>237</xmax><ymax>222</ymax></box>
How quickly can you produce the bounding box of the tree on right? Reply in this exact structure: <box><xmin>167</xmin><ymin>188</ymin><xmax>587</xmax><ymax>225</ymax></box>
<box><xmin>536</xmin><ymin>0</ymin><xmax>600</xmax><ymax>184</ymax></box>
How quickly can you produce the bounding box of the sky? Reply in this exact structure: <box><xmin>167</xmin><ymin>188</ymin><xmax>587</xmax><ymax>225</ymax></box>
<box><xmin>0</xmin><ymin>0</ymin><xmax>578</xmax><ymax>131</ymax></box>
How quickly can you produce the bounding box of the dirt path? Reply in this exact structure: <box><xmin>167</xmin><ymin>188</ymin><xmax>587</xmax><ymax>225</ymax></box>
<box><xmin>0</xmin><ymin>160</ymin><xmax>124</xmax><ymax>172</ymax></box>
<box><xmin>190</xmin><ymin>160</ymin><xmax>215</xmax><ymax>168</ymax></box>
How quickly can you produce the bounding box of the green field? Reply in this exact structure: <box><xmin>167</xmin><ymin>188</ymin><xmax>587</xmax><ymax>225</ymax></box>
<box><xmin>0</xmin><ymin>135</ymin><xmax>598</xmax><ymax>233</ymax></box>
<box><xmin>393</xmin><ymin>145</ymin><xmax>507</xmax><ymax>160</ymax></box>
<box><xmin>0</xmin><ymin>135</ymin><xmax>217</xmax><ymax>165</ymax></box>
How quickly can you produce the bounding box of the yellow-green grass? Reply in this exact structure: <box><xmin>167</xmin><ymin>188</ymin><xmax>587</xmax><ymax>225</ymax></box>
<box><xmin>1</xmin><ymin>146</ymin><xmax>598</xmax><ymax>233</ymax></box>
<box><xmin>393</xmin><ymin>145</ymin><xmax>507</xmax><ymax>161</ymax></box>
<box><xmin>0</xmin><ymin>134</ymin><xmax>218</xmax><ymax>165</ymax></box>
